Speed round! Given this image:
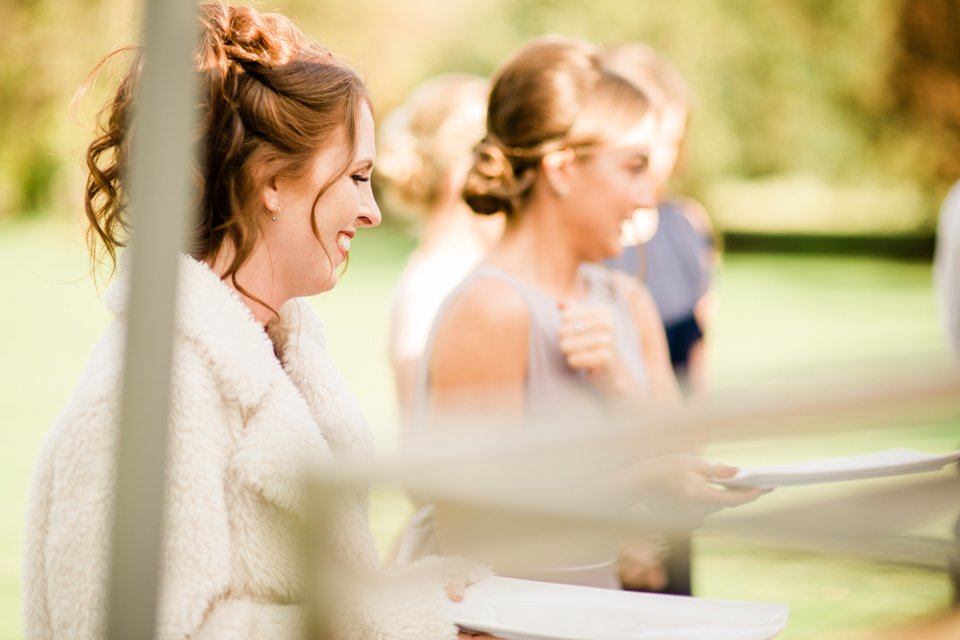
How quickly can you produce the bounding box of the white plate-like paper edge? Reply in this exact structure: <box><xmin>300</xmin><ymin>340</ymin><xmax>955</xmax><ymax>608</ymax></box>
<box><xmin>449</xmin><ymin>577</ymin><xmax>789</xmax><ymax>640</ymax></box>
<box><xmin>714</xmin><ymin>448</ymin><xmax>960</xmax><ymax>490</ymax></box>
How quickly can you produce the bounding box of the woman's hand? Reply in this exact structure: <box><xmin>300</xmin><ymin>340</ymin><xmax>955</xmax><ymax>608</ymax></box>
<box><xmin>558</xmin><ymin>302</ymin><xmax>642</xmax><ymax>399</ymax></box>
<box><xmin>615</xmin><ymin>454</ymin><xmax>768</xmax><ymax>529</ymax></box>
<box><xmin>618</xmin><ymin>537</ymin><xmax>668</xmax><ymax>591</ymax></box>
<box><xmin>444</xmin><ymin>574</ymin><xmax>469</xmax><ymax>602</ymax></box>
<box><xmin>446</xmin><ymin>575</ymin><xmax>505</xmax><ymax>639</ymax></box>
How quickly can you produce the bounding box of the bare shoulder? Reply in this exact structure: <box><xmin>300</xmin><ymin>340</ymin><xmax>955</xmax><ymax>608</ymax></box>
<box><xmin>430</xmin><ymin>276</ymin><xmax>531</xmax><ymax>390</ymax></box>
<box><xmin>440</xmin><ymin>276</ymin><xmax>530</xmax><ymax>328</ymax></box>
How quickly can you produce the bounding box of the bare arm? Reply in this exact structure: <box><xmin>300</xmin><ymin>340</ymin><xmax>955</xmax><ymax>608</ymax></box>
<box><xmin>428</xmin><ymin>278</ymin><xmax>530</xmax><ymax>420</ymax></box>
<box><xmin>615</xmin><ymin>272</ymin><xmax>682</xmax><ymax>405</ymax></box>
<box><xmin>427</xmin><ymin>278</ymin><xmax>531</xmax><ymax>563</ymax></box>
<box><xmin>391</xmin><ymin>354</ymin><xmax>418</xmax><ymax>420</ymax></box>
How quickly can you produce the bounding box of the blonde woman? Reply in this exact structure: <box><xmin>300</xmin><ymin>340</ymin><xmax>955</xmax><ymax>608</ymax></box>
<box><xmin>376</xmin><ymin>74</ymin><xmax>503</xmax><ymax>419</ymax></box>
<box><xmin>429</xmin><ymin>37</ymin><xmax>680</xmax><ymax>422</ymax></box>
<box><xmin>600</xmin><ymin>42</ymin><xmax>722</xmax><ymax>596</ymax></box>
<box><xmin>602</xmin><ymin>43</ymin><xmax>717</xmax><ymax>398</ymax></box>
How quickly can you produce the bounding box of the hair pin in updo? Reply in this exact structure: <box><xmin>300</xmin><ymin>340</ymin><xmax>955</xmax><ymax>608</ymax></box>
<box><xmin>482</xmin><ymin>133</ymin><xmax>569</xmax><ymax>161</ymax></box>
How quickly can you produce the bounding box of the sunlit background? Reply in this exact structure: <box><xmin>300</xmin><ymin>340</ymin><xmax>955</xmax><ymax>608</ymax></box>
<box><xmin>2</xmin><ymin>1</ymin><xmax>959</xmax><ymax>639</ymax></box>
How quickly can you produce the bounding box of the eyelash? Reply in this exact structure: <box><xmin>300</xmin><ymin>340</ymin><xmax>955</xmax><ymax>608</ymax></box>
<box><xmin>351</xmin><ymin>174</ymin><xmax>370</xmax><ymax>184</ymax></box>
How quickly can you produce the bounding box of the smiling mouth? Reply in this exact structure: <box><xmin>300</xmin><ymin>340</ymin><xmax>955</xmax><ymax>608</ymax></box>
<box><xmin>336</xmin><ymin>232</ymin><xmax>352</xmax><ymax>255</ymax></box>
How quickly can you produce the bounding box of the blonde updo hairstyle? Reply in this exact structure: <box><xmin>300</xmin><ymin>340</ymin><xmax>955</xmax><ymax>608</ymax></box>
<box><xmin>463</xmin><ymin>36</ymin><xmax>651</xmax><ymax>217</ymax></box>
<box><xmin>600</xmin><ymin>43</ymin><xmax>689</xmax><ymax>116</ymax></box>
<box><xmin>375</xmin><ymin>74</ymin><xmax>488</xmax><ymax>220</ymax></box>
<box><xmin>82</xmin><ymin>2</ymin><xmax>369</xmax><ymax>294</ymax></box>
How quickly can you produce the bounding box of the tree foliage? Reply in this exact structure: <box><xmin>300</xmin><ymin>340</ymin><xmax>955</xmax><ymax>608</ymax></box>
<box><xmin>3</xmin><ymin>0</ymin><xmax>959</xmax><ymax>230</ymax></box>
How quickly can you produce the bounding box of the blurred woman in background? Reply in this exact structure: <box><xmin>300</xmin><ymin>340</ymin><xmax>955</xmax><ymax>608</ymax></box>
<box><xmin>375</xmin><ymin>74</ymin><xmax>503</xmax><ymax>420</ymax></box>
<box><xmin>603</xmin><ymin>43</ymin><xmax>717</xmax><ymax>398</ymax></box>
<box><xmin>403</xmin><ymin>36</ymin><xmax>760</xmax><ymax>587</ymax></box>
<box><xmin>427</xmin><ymin>37</ymin><xmax>680</xmax><ymax>419</ymax></box>
<box><xmin>601</xmin><ymin>43</ymin><xmax>719</xmax><ymax>597</ymax></box>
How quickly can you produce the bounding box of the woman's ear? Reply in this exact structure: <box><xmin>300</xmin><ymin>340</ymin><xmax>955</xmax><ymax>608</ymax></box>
<box><xmin>261</xmin><ymin>174</ymin><xmax>281</xmax><ymax>219</ymax></box>
<box><xmin>541</xmin><ymin>148</ymin><xmax>575</xmax><ymax>199</ymax></box>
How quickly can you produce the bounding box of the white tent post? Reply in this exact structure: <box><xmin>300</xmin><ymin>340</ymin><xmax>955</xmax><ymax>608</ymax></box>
<box><xmin>105</xmin><ymin>0</ymin><xmax>197</xmax><ymax>637</ymax></box>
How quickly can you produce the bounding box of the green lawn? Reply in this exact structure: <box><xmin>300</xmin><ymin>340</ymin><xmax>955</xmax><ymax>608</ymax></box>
<box><xmin>1</xmin><ymin>215</ymin><xmax>955</xmax><ymax>639</ymax></box>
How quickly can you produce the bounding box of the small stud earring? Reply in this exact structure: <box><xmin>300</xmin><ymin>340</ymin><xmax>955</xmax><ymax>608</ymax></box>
<box><xmin>546</xmin><ymin>177</ymin><xmax>569</xmax><ymax>199</ymax></box>
<box><xmin>269</xmin><ymin>197</ymin><xmax>280</xmax><ymax>221</ymax></box>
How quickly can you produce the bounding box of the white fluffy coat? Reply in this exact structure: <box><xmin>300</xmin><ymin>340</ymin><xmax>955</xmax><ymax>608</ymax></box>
<box><xmin>23</xmin><ymin>255</ymin><xmax>487</xmax><ymax>639</ymax></box>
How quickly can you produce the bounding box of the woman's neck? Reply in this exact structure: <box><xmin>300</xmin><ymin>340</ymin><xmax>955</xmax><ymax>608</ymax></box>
<box><xmin>207</xmin><ymin>242</ymin><xmax>288</xmax><ymax>326</ymax></box>
<box><xmin>487</xmin><ymin>202</ymin><xmax>585</xmax><ymax>300</ymax></box>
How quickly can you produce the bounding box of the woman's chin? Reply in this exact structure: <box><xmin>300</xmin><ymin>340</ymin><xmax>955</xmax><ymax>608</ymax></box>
<box><xmin>598</xmin><ymin>242</ymin><xmax>625</xmax><ymax>261</ymax></box>
<box><xmin>304</xmin><ymin>271</ymin><xmax>339</xmax><ymax>297</ymax></box>
<box><xmin>318</xmin><ymin>275</ymin><xmax>339</xmax><ymax>293</ymax></box>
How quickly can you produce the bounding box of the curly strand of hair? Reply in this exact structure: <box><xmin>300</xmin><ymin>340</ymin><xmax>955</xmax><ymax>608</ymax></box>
<box><xmin>78</xmin><ymin>48</ymin><xmax>141</xmax><ymax>285</ymax></box>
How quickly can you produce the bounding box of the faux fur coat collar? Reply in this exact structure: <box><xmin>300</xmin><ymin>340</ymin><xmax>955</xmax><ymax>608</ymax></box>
<box><xmin>104</xmin><ymin>252</ymin><xmax>376</xmax><ymax>459</ymax></box>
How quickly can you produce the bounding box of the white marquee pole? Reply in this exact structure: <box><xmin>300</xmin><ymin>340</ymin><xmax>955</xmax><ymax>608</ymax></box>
<box><xmin>106</xmin><ymin>0</ymin><xmax>197</xmax><ymax>637</ymax></box>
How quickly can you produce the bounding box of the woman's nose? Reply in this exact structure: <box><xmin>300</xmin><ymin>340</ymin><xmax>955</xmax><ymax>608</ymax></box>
<box><xmin>635</xmin><ymin>179</ymin><xmax>657</xmax><ymax>209</ymax></box>
<box><xmin>358</xmin><ymin>192</ymin><xmax>382</xmax><ymax>228</ymax></box>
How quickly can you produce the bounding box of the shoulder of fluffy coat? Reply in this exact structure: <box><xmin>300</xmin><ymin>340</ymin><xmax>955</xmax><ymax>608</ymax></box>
<box><xmin>22</xmin><ymin>255</ymin><xmax>285</xmax><ymax>639</ymax></box>
<box><xmin>22</xmin><ymin>265</ymin><xmax>256</xmax><ymax>639</ymax></box>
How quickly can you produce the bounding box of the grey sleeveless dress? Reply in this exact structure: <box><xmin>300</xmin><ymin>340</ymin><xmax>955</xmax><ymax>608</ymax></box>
<box><xmin>394</xmin><ymin>262</ymin><xmax>649</xmax><ymax>588</ymax></box>
<box><xmin>417</xmin><ymin>261</ymin><xmax>649</xmax><ymax>415</ymax></box>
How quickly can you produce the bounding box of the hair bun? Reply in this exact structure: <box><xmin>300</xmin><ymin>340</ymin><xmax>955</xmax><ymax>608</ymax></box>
<box><xmin>375</xmin><ymin>120</ymin><xmax>430</xmax><ymax>208</ymax></box>
<box><xmin>200</xmin><ymin>4</ymin><xmax>302</xmax><ymax>74</ymax></box>
<box><xmin>375</xmin><ymin>74</ymin><xmax>488</xmax><ymax>219</ymax></box>
<box><xmin>229</xmin><ymin>9</ymin><xmax>301</xmax><ymax>67</ymax></box>
<box><xmin>462</xmin><ymin>139</ymin><xmax>535</xmax><ymax>216</ymax></box>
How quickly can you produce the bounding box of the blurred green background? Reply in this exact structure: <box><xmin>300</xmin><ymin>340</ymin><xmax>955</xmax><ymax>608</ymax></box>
<box><xmin>2</xmin><ymin>1</ymin><xmax>960</xmax><ymax>639</ymax></box>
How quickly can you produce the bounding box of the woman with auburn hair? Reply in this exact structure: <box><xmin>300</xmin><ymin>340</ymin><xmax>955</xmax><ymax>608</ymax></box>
<box><xmin>414</xmin><ymin>36</ymin><xmax>762</xmax><ymax>587</ymax></box>
<box><xmin>376</xmin><ymin>73</ymin><xmax>503</xmax><ymax>421</ymax></box>
<box><xmin>22</xmin><ymin>4</ymin><xmax>491</xmax><ymax>639</ymax></box>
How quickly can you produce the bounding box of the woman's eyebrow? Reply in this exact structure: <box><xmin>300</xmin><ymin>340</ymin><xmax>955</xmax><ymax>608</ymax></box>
<box><xmin>352</xmin><ymin>159</ymin><xmax>374</xmax><ymax>172</ymax></box>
